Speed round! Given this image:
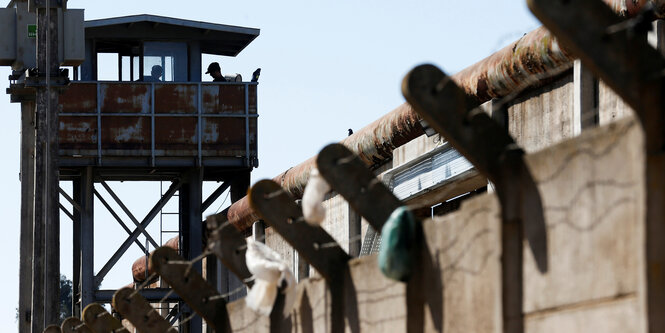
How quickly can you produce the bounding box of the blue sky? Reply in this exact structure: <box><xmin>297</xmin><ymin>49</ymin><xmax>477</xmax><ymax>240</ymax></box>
<box><xmin>0</xmin><ymin>0</ymin><xmax>540</xmax><ymax>328</ymax></box>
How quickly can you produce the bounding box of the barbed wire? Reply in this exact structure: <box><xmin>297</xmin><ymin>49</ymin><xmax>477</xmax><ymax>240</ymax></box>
<box><xmin>177</xmin><ymin>312</ymin><xmax>197</xmax><ymax>326</ymax></box>
<box><xmin>128</xmin><ymin>272</ymin><xmax>157</xmax><ymax>299</ymax></box>
<box><xmin>214</xmin><ymin>190</ymin><xmax>231</xmax><ymax>214</ymax></box>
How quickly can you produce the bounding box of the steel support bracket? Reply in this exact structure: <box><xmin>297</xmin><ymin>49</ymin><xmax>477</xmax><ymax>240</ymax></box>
<box><xmin>206</xmin><ymin>215</ymin><xmax>254</xmax><ymax>287</ymax></box>
<box><xmin>81</xmin><ymin>303</ymin><xmax>125</xmax><ymax>333</ymax></box>
<box><xmin>317</xmin><ymin>143</ymin><xmax>402</xmax><ymax>231</ymax></box>
<box><xmin>150</xmin><ymin>247</ymin><xmax>232</xmax><ymax>332</ymax></box>
<box><xmin>24</xmin><ymin>70</ymin><xmax>70</xmax><ymax>88</ymax></box>
<box><xmin>249</xmin><ymin>179</ymin><xmax>352</xmax><ymax>281</ymax></box>
<box><xmin>61</xmin><ymin>317</ymin><xmax>93</xmax><ymax>333</ymax></box>
<box><xmin>7</xmin><ymin>83</ymin><xmax>36</xmax><ymax>103</ymax></box>
<box><xmin>112</xmin><ymin>287</ymin><xmax>176</xmax><ymax>333</ymax></box>
<box><xmin>527</xmin><ymin>0</ymin><xmax>665</xmax><ymax>330</ymax></box>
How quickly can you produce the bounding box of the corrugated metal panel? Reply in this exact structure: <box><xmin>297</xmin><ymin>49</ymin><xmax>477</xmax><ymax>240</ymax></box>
<box><xmin>391</xmin><ymin>158</ymin><xmax>432</xmax><ymax>200</ymax></box>
<box><xmin>431</xmin><ymin>149</ymin><xmax>474</xmax><ymax>183</ymax></box>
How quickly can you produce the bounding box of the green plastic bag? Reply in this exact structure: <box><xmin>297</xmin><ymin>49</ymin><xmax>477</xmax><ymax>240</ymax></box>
<box><xmin>378</xmin><ymin>206</ymin><xmax>417</xmax><ymax>282</ymax></box>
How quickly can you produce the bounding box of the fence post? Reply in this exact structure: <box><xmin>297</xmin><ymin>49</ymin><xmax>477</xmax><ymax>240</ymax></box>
<box><xmin>112</xmin><ymin>287</ymin><xmax>176</xmax><ymax>333</ymax></box>
<box><xmin>150</xmin><ymin>247</ymin><xmax>232</xmax><ymax>332</ymax></box>
<box><xmin>61</xmin><ymin>317</ymin><xmax>93</xmax><ymax>333</ymax></box>
<box><xmin>402</xmin><ymin>64</ymin><xmax>548</xmax><ymax>333</ymax></box>
<box><xmin>206</xmin><ymin>215</ymin><xmax>254</xmax><ymax>288</ymax></box>
<box><xmin>249</xmin><ymin>180</ymin><xmax>351</xmax><ymax>333</ymax></box>
<box><xmin>82</xmin><ymin>303</ymin><xmax>126</xmax><ymax>333</ymax></box>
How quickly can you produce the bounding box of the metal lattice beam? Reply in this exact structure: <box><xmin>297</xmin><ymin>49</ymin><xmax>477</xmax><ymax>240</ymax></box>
<box><xmin>95</xmin><ymin>179</ymin><xmax>182</xmax><ymax>286</ymax></box>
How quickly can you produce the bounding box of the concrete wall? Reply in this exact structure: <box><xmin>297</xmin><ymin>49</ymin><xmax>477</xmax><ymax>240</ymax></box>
<box><xmin>598</xmin><ymin>81</ymin><xmax>634</xmax><ymax>126</ymax></box>
<box><xmin>258</xmin><ymin>68</ymin><xmax>636</xmax><ymax>284</ymax></box>
<box><xmin>508</xmin><ymin>74</ymin><xmax>576</xmax><ymax>153</ymax></box>
<box><xmin>392</xmin><ymin>133</ymin><xmax>446</xmax><ymax>169</ymax></box>
<box><xmin>226</xmin><ymin>116</ymin><xmax>647</xmax><ymax>332</ymax></box>
<box><xmin>522</xmin><ymin>116</ymin><xmax>646</xmax><ymax>332</ymax></box>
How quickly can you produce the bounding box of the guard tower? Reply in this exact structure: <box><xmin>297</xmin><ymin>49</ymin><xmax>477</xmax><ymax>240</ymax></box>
<box><xmin>56</xmin><ymin>14</ymin><xmax>259</xmax><ymax>331</ymax></box>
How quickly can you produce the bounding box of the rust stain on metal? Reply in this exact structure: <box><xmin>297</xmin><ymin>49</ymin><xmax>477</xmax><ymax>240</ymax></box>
<box><xmin>249</xmin><ymin>85</ymin><xmax>258</xmax><ymax>114</ymax></box>
<box><xmin>59</xmin><ymin>82</ymin><xmax>257</xmax><ymax>159</ymax></box>
<box><xmin>59</xmin><ymin>116</ymin><xmax>97</xmax><ymax>150</ymax></box>
<box><xmin>201</xmin><ymin>118</ymin><xmax>246</xmax><ymax>155</ymax></box>
<box><xmin>100</xmin><ymin>83</ymin><xmax>150</xmax><ymax>114</ymax></box>
<box><xmin>59</xmin><ymin>83</ymin><xmax>96</xmax><ymax>113</ymax></box>
<box><xmin>249</xmin><ymin>118</ymin><xmax>258</xmax><ymax>154</ymax></box>
<box><xmin>340</xmin><ymin>103</ymin><xmax>421</xmax><ymax>166</ymax></box>
<box><xmin>154</xmin><ymin>117</ymin><xmax>197</xmax><ymax>153</ymax></box>
<box><xmin>202</xmin><ymin>84</ymin><xmax>246</xmax><ymax>114</ymax></box>
<box><xmin>101</xmin><ymin>117</ymin><xmax>150</xmax><ymax>151</ymax></box>
<box><xmin>154</xmin><ymin>84</ymin><xmax>197</xmax><ymax>114</ymax></box>
<box><xmin>452</xmin><ymin>27</ymin><xmax>573</xmax><ymax>102</ymax></box>
<box><xmin>226</xmin><ymin>195</ymin><xmax>257</xmax><ymax>231</ymax></box>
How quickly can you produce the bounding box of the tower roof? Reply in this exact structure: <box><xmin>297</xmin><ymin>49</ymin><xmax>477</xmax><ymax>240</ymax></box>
<box><xmin>85</xmin><ymin>14</ymin><xmax>260</xmax><ymax>56</ymax></box>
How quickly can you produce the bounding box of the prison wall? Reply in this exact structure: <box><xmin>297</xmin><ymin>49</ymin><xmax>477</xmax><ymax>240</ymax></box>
<box><xmin>227</xmin><ymin>115</ymin><xmax>646</xmax><ymax>332</ymax></box>
<box><xmin>508</xmin><ymin>73</ymin><xmax>576</xmax><ymax>153</ymax></box>
<box><xmin>257</xmin><ymin>67</ymin><xmax>638</xmax><ymax>282</ymax></box>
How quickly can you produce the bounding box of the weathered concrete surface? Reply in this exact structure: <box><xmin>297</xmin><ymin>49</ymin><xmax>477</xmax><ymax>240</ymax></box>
<box><xmin>227</xmin><ymin>194</ymin><xmax>502</xmax><ymax>333</ymax></box>
<box><xmin>509</xmin><ymin>74</ymin><xmax>575</xmax><ymax>153</ymax></box>
<box><xmin>347</xmin><ymin>256</ymin><xmax>406</xmax><ymax>332</ymax></box>
<box><xmin>523</xmin><ymin>117</ymin><xmax>646</xmax><ymax>330</ymax></box>
<box><xmin>392</xmin><ymin>133</ymin><xmax>446</xmax><ymax>169</ymax></box>
<box><xmin>320</xmin><ymin>193</ymin><xmax>351</xmax><ymax>253</ymax></box>
<box><xmin>524</xmin><ymin>295</ymin><xmax>641</xmax><ymax>333</ymax></box>
<box><xmin>228</xmin><ymin>298</ymin><xmax>270</xmax><ymax>332</ymax></box>
<box><xmin>598</xmin><ymin>81</ymin><xmax>634</xmax><ymax>126</ymax></box>
<box><xmin>264</xmin><ymin>226</ymin><xmax>296</xmax><ymax>275</ymax></box>
<box><xmin>290</xmin><ymin>276</ymin><xmax>330</xmax><ymax>332</ymax></box>
<box><xmin>228</xmin><ymin>115</ymin><xmax>647</xmax><ymax>332</ymax></box>
<box><xmin>422</xmin><ymin>194</ymin><xmax>502</xmax><ymax>333</ymax></box>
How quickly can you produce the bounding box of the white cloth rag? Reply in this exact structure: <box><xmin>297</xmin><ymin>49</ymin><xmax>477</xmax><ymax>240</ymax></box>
<box><xmin>302</xmin><ymin>168</ymin><xmax>331</xmax><ymax>225</ymax></box>
<box><xmin>245</xmin><ymin>239</ymin><xmax>297</xmax><ymax>317</ymax></box>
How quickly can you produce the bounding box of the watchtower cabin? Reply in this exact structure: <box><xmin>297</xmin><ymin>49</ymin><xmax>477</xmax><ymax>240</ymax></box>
<box><xmin>61</xmin><ymin>15</ymin><xmax>259</xmax><ymax>174</ymax></box>
<box><xmin>56</xmin><ymin>14</ymin><xmax>260</xmax><ymax>326</ymax></box>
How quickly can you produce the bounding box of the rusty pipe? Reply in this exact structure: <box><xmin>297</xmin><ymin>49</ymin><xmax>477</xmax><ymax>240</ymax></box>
<box><xmin>228</xmin><ymin>103</ymin><xmax>423</xmax><ymax>230</ymax></box>
<box><xmin>227</xmin><ymin>27</ymin><xmax>571</xmax><ymax>230</ymax></box>
<box><xmin>131</xmin><ymin>237</ymin><xmax>179</xmax><ymax>282</ymax></box>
